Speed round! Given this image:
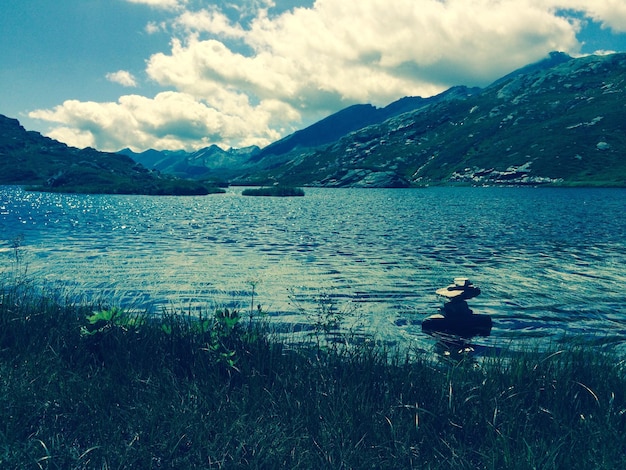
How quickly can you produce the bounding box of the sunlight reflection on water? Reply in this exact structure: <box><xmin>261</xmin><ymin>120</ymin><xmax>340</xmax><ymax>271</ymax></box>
<box><xmin>1</xmin><ymin>185</ymin><xmax>625</xmax><ymax>353</ymax></box>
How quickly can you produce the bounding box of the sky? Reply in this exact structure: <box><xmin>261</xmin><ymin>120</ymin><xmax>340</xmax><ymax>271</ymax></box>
<box><xmin>2</xmin><ymin>0</ymin><xmax>626</xmax><ymax>152</ymax></box>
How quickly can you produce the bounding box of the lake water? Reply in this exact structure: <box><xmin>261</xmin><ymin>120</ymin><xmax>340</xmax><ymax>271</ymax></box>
<box><xmin>1</xmin><ymin>185</ymin><xmax>625</xmax><ymax>354</ymax></box>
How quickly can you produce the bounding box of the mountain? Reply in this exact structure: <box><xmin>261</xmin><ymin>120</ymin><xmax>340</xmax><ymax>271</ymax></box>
<box><xmin>118</xmin><ymin>87</ymin><xmax>480</xmax><ymax>183</ymax></box>
<box><xmin>250</xmin><ymin>86</ymin><xmax>481</xmax><ymax>163</ymax></box>
<box><xmin>0</xmin><ymin>115</ymin><xmax>222</xmax><ymax>195</ymax></box>
<box><xmin>488</xmin><ymin>51</ymin><xmax>573</xmax><ymax>88</ymax></box>
<box><xmin>236</xmin><ymin>52</ymin><xmax>626</xmax><ymax>187</ymax></box>
<box><xmin>117</xmin><ymin>148</ymin><xmax>189</xmax><ymax>172</ymax></box>
<box><xmin>6</xmin><ymin>52</ymin><xmax>625</xmax><ymax>190</ymax></box>
<box><xmin>118</xmin><ymin>145</ymin><xmax>260</xmax><ymax>181</ymax></box>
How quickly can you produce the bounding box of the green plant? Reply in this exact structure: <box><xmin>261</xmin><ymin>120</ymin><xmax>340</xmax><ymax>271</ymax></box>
<box><xmin>311</xmin><ymin>292</ymin><xmax>343</xmax><ymax>337</ymax></box>
<box><xmin>2</xmin><ymin>274</ymin><xmax>626</xmax><ymax>469</ymax></box>
<box><xmin>82</xmin><ymin>306</ymin><xmax>146</xmax><ymax>336</ymax></box>
<box><xmin>4</xmin><ymin>234</ymin><xmax>28</xmax><ymax>286</ymax></box>
<box><xmin>289</xmin><ymin>289</ymin><xmax>360</xmax><ymax>351</ymax></box>
<box><xmin>160</xmin><ymin>307</ymin><xmax>244</xmax><ymax>370</ymax></box>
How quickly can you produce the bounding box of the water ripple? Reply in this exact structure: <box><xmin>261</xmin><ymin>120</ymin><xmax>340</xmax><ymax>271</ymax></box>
<box><xmin>1</xmin><ymin>185</ymin><xmax>625</xmax><ymax>352</ymax></box>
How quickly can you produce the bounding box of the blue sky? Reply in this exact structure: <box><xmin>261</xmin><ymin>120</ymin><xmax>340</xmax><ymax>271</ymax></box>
<box><xmin>2</xmin><ymin>0</ymin><xmax>626</xmax><ymax>151</ymax></box>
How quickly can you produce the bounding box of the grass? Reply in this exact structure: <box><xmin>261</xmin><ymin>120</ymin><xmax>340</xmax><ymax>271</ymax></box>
<box><xmin>1</xmin><ymin>268</ymin><xmax>626</xmax><ymax>468</ymax></box>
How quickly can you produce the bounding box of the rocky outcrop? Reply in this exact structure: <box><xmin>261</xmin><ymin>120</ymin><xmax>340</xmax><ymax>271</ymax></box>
<box><xmin>315</xmin><ymin>169</ymin><xmax>410</xmax><ymax>188</ymax></box>
<box><xmin>449</xmin><ymin>162</ymin><xmax>563</xmax><ymax>186</ymax></box>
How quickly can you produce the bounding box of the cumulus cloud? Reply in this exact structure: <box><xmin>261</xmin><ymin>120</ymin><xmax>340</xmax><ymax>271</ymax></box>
<box><xmin>547</xmin><ymin>0</ymin><xmax>626</xmax><ymax>32</ymax></box>
<box><xmin>125</xmin><ymin>0</ymin><xmax>186</xmax><ymax>9</ymax></box>
<box><xmin>29</xmin><ymin>91</ymin><xmax>295</xmax><ymax>151</ymax></box>
<box><xmin>147</xmin><ymin>0</ymin><xmax>580</xmax><ymax>109</ymax></box>
<box><xmin>106</xmin><ymin>70</ymin><xmax>138</xmax><ymax>87</ymax></box>
<box><xmin>31</xmin><ymin>0</ymin><xmax>625</xmax><ymax>152</ymax></box>
<box><xmin>173</xmin><ymin>8</ymin><xmax>246</xmax><ymax>38</ymax></box>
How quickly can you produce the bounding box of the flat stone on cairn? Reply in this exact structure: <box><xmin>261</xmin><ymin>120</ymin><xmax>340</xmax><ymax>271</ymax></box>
<box><xmin>435</xmin><ymin>277</ymin><xmax>481</xmax><ymax>301</ymax></box>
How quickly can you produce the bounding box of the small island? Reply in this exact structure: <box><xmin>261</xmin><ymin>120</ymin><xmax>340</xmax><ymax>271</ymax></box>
<box><xmin>242</xmin><ymin>186</ymin><xmax>305</xmax><ymax>197</ymax></box>
<box><xmin>28</xmin><ymin>175</ymin><xmax>225</xmax><ymax>196</ymax></box>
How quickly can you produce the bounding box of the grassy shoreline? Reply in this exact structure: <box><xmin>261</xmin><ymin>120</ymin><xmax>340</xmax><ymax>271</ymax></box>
<box><xmin>1</xmin><ymin>276</ymin><xmax>626</xmax><ymax>469</ymax></box>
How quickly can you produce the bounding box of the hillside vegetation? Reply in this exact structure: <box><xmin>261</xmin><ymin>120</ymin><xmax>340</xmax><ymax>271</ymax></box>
<box><xmin>0</xmin><ymin>115</ymin><xmax>223</xmax><ymax>195</ymax></box>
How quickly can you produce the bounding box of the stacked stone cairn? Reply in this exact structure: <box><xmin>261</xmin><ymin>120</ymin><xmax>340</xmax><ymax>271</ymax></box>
<box><xmin>435</xmin><ymin>277</ymin><xmax>481</xmax><ymax>319</ymax></box>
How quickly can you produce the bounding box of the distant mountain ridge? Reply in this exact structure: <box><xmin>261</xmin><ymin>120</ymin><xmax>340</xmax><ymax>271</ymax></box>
<box><xmin>488</xmin><ymin>51</ymin><xmax>573</xmax><ymax>88</ymax></box>
<box><xmin>124</xmin><ymin>86</ymin><xmax>481</xmax><ymax>181</ymax></box>
<box><xmin>118</xmin><ymin>145</ymin><xmax>260</xmax><ymax>181</ymax></box>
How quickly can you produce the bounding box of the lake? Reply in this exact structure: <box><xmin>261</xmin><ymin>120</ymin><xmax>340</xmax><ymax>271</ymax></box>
<box><xmin>1</xmin><ymin>185</ymin><xmax>625</xmax><ymax>354</ymax></box>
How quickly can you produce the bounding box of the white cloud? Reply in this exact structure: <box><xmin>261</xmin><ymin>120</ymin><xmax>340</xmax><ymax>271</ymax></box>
<box><xmin>173</xmin><ymin>8</ymin><xmax>246</xmax><ymax>38</ymax></box>
<box><xmin>45</xmin><ymin>127</ymin><xmax>97</xmax><ymax>150</ymax></box>
<box><xmin>546</xmin><ymin>0</ymin><xmax>626</xmax><ymax>32</ymax></box>
<box><xmin>33</xmin><ymin>0</ymin><xmax>626</xmax><ymax>152</ymax></box>
<box><xmin>106</xmin><ymin>70</ymin><xmax>138</xmax><ymax>87</ymax></box>
<box><xmin>147</xmin><ymin>0</ymin><xmax>581</xmax><ymax>112</ymax></box>
<box><xmin>29</xmin><ymin>91</ymin><xmax>296</xmax><ymax>151</ymax></box>
<box><xmin>125</xmin><ymin>0</ymin><xmax>186</xmax><ymax>9</ymax></box>
<box><xmin>145</xmin><ymin>21</ymin><xmax>165</xmax><ymax>34</ymax></box>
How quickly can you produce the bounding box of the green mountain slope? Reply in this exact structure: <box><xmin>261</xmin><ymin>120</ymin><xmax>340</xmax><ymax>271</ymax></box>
<box><xmin>0</xmin><ymin>115</ymin><xmax>222</xmax><ymax>195</ymax></box>
<box><xmin>240</xmin><ymin>52</ymin><xmax>626</xmax><ymax>187</ymax></box>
